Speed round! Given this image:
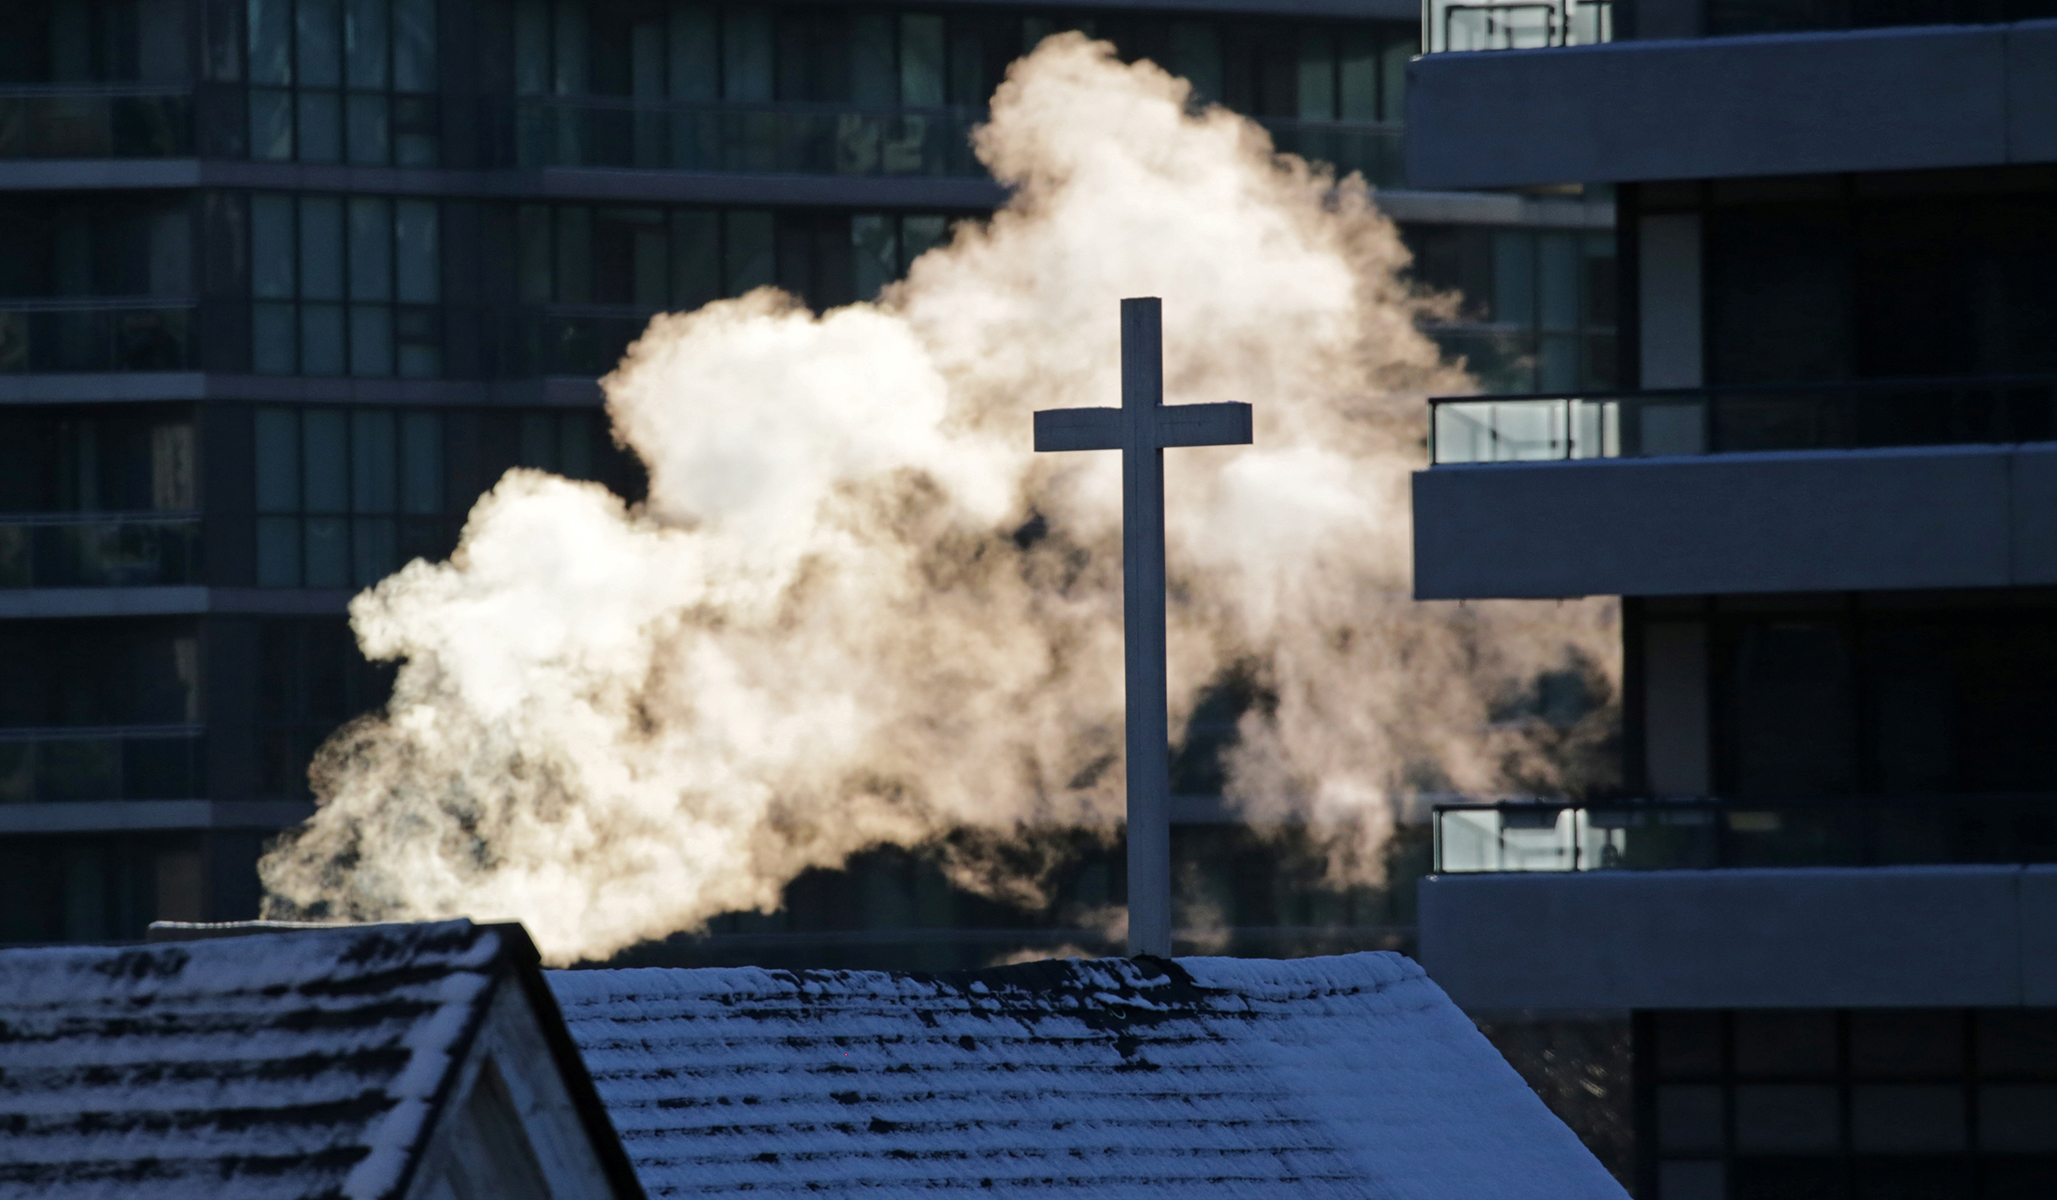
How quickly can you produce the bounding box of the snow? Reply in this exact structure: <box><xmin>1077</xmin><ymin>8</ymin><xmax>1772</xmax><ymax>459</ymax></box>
<box><xmin>551</xmin><ymin>951</ymin><xmax>1627</xmax><ymax>1199</ymax></box>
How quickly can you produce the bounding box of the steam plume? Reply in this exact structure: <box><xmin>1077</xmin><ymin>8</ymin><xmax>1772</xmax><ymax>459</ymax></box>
<box><xmin>260</xmin><ymin>36</ymin><xmax>1616</xmax><ymax>964</ymax></box>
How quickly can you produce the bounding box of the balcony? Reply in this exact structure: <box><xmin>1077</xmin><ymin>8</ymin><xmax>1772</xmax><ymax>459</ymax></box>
<box><xmin>0</xmin><ymin>727</ymin><xmax>205</xmax><ymax>803</ymax></box>
<box><xmin>1430</xmin><ymin>375</ymin><xmax>2057</xmax><ymax>464</ymax></box>
<box><xmin>0</xmin><ymin>300</ymin><xmax>198</xmax><ymax>372</ymax></box>
<box><xmin>0</xmin><ymin>86</ymin><xmax>192</xmax><ymax>159</ymax></box>
<box><xmin>1435</xmin><ymin>797</ymin><xmax>2057</xmax><ymax>873</ymax></box>
<box><xmin>0</xmin><ymin>513</ymin><xmax>202</xmax><ymax>589</ymax></box>
<box><xmin>512</xmin><ymin>96</ymin><xmax>1405</xmax><ymax>187</ymax></box>
<box><xmin>1421</xmin><ymin>0</ymin><xmax>1613</xmax><ymax>53</ymax></box>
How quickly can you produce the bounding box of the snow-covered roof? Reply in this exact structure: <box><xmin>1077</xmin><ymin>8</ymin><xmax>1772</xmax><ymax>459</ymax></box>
<box><xmin>0</xmin><ymin>919</ymin><xmax>638</xmax><ymax>1200</ymax></box>
<box><xmin>552</xmin><ymin>951</ymin><xmax>1626</xmax><ymax>1199</ymax></box>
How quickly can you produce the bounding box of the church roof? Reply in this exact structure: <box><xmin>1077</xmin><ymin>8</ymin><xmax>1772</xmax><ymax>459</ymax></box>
<box><xmin>552</xmin><ymin>950</ymin><xmax>1626</xmax><ymax>1199</ymax></box>
<box><xmin>0</xmin><ymin>919</ymin><xmax>640</xmax><ymax>1200</ymax></box>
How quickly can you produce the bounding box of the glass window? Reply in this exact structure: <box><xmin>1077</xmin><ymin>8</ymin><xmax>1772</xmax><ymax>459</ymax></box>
<box><xmin>302</xmin><ymin>410</ymin><xmax>349</xmax><ymax>513</ymax></box>
<box><xmin>852</xmin><ymin>214</ymin><xmax>897</xmax><ymax>301</ymax></box>
<box><xmin>297</xmin><ymin>0</ymin><xmax>344</xmax><ymax>87</ymax></box>
<box><xmin>670</xmin><ymin>5</ymin><xmax>718</xmax><ymax>100</ymax></box>
<box><xmin>903</xmin><ymin>214</ymin><xmax>947</xmax><ymax>264</ymax></box>
<box><xmin>671</xmin><ymin>210</ymin><xmax>720</xmax><ymax>308</ymax></box>
<box><xmin>1379</xmin><ymin>32</ymin><xmax>1413</xmax><ymax>122</ymax></box>
<box><xmin>723</xmin><ymin>6</ymin><xmax>772</xmax><ymax>101</ymax></box>
<box><xmin>1339</xmin><ymin>30</ymin><xmax>1377</xmax><ymax>122</ymax></box>
<box><xmin>514</xmin><ymin>0</ymin><xmax>548</xmax><ymax>93</ymax></box>
<box><xmin>346</xmin><ymin>0</ymin><xmax>389</xmax><ymax>89</ymax></box>
<box><xmin>1656</xmin><ymin>1085</ymin><xmax>1723</xmax><ymax>1153</ymax></box>
<box><xmin>1655</xmin><ymin>1010</ymin><xmax>1725</xmax><ymax>1078</ymax></box>
<box><xmin>1979</xmin><ymin>1086</ymin><xmax>2057</xmax><ymax>1152</ymax></box>
<box><xmin>395</xmin><ymin>200</ymin><xmax>438</xmax><ymax>303</ymax></box>
<box><xmin>1296</xmin><ymin>30</ymin><xmax>1334</xmax><ymax>121</ymax></box>
<box><xmin>1171</xmin><ymin>22</ymin><xmax>1222</xmax><ymax>104</ymax></box>
<box><xmin>900</xmin><ymin>15</ymin><xmax>943</xmax><ymax>106</ymax></box>
<box><xmin>726</xmin><ymin>209</ymin><xmax>774</xmax><ymax>293</ymax></box>
<box><xmin>348</xmin><ymin>198</ymin><xmax>392</xmax><ymax>301</ymax></box>
<box><xmin>299</xmin><ymin>197</ymin><xmax>344</xmax><ymax>300</ymax></box>
<box><xmin>1850</xmin><ymin>1011</ymin><xmax>1963</xmax><ymax>1078</ymax></box>
<box><xmin>250</xmin><ymin>0</ymin><xmax>294</xmax><ymax>85</ymax></box>
<box><xmin>252</xmin><ymin>196</ymin><xmax>297</xmax><ymax>299</ymax></box>
<box><xmin>852</xmin><ymin>13</ymin><xmax>895</xmax><ymax>106</ymax></box>
<box><xmin>255</xmin><ymin>409</ymin><xmax>300</xmax><ymax>513</ymax></box>
<box><xmin>1850</xmin><ymin>1085</ymin><xmax>1964</xmax><ymax>1153</ymax></box>
<box><xmin>301</xmin><ymin>303</ymin><xmax>345</xmax><ymax>374</ymax></box>
<box><xmin>555</xmin><ymin>205</ymin><xmax>592</xmax><ymax>303</ymax></box>
<box><xmin>1735</xmin><ymin>1009</ymin><xmax>1839</xmax><ymax>1076</ymax></box>
<box><xmin>399</xmin><ymin>411</ymin><xmax>441</xmax><ymax>514</ymax></box>
<box><xmin>1734</xmin><ymin>1085</ymin><xmax>1840</xmax><ymax>1152</ymax></box>
<box><xmin>392</xmin><ymin>0</ymin><xmax>435</xmax><ymax>91</ymax></box>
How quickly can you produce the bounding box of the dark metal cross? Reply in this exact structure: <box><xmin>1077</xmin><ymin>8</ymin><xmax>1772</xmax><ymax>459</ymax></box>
<box><xmin>1033</xmin><ymin>297</ymin><xmax>1253</xmax><ymax>958</ymax></box>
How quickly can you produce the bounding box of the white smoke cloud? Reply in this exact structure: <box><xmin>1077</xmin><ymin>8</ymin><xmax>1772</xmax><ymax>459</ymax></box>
<box><xmin>260</xmin><ymin>35</ymin><xmax>1616</xmax><ymax>964</ymax></box>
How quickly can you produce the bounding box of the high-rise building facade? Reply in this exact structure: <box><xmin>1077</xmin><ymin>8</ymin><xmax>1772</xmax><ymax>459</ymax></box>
<box><xmin>1408</xmin><ymin>5</ymin><xmax>2057</xmax><ymax>1196</ymax></box>
<box><xmin>0</xmin><ymin>0</ymin><xmax>1610</xmax><ymax>964</ymax></box>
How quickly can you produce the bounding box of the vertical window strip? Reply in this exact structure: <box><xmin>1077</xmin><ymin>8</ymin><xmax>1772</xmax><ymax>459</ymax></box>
<box><xmin>245</xmin><ymin>0</ymin><xmax>436</xmax><ymax>166</ymax></box>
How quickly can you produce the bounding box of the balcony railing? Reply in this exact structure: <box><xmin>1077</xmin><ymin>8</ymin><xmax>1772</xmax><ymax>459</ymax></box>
<box><xmin>0</xmin><ymin>299</ymin><xmax>198</xmax><ymax>372</ymax></box>
<box><xmin>0</xmin><ymin>726</ymin><xmax>205</xmax><ymax>803</ymax></box>
<box><xmin>1429</xmin><ymin>374</ymin><xmax>2057</xmax><ymax>464</ymax></box>
<box><xmin>0</xmin><ymin>85</ymin><xmax>193</xmax><ymax>158</ymax></box>
<box><xmin>0</xmin><ymin>512</ymin><xmax>202</xmax><ymax>588</ymax></box>
<box><xmin>1423</xmin><ymin>0</ymin><xmax>1613</xmax><ymax>52</ymax></box>
<box><xmin>1434</xmin><ymin>798</ymin><xmax>2057</xmax><ymax>873</ymax></box>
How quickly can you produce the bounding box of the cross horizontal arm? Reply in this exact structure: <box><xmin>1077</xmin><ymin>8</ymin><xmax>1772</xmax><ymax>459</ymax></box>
<box><xmin>1034</xmin><ymin>407</ymin><xmax>1122</xmax><ymax>453</ymax></box>
<box><xmin>1154</xmin><ymin>402</ymin><xmax>1253</xmax><ymax>448</ymax></box>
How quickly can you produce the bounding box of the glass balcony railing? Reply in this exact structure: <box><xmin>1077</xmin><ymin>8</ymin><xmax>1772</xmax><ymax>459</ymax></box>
<box><xmin>0</xmin><ymin>300</ymin><xmax>197</xmax><ymax>372</ymax></box>
<box><xmin>0</xmin><ymin>513</ymin><xmax>202</xmax><ymax>588</ymax></box>
<box><xmin>0</xmin><ymin>86</ymin><xmax>193</xmax><ymax>158</ymax></box>
<box><xmin>0</xmin><ymin>727</ymin><xmax>205</xmax><ymax>803</ymax></box>
<box><xmin>1429</xmin><ymin>375</ymin><xmax>2057</xmax><ymax>464</ymax></box>
<box><xmin>1423</xmin><ymin>0</ymin><xmax>1614</xmax><ymax>52</ymax></box>
<box><xmin>512</xmin><ymin>96</ymin><xmax>1405</xmax><ymax>185</ymax></box>
<box><xmin>1434</xmin><ymin>798</ymin><xmax>2057</xmax><ymax>873</ymax></box>
<box><xmin>514</xmin><ymin>97</ymin><xmax>987</xmax><ymax>176</ymax></box>
<box><xmin>1256</xmin><ymin>119</ymin><xmax>1406</xmax><ymax>188</ymax></box>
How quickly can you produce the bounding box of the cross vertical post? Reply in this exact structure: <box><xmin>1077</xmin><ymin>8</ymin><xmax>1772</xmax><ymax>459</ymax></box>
<box><xmin>1120</xmin><ymin>298</ymin><xmax>1172</xmax><ymax>960</ymax></box>
<box><xmin>1032</xmin><ymin>298</ymin><xmax>1253</xmax><ymax>959</ymax></box>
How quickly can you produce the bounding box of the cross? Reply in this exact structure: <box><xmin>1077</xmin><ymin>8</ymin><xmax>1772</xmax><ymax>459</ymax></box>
<box><xmin>1033</xmin><ymin>297</ymin><xmax>1253</xmax><ymax>958</ymax></box>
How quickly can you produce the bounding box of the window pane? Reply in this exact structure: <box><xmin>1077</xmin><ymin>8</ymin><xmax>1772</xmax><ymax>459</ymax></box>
<box><xmin>900</xmin><ymin>15</ymin><xmax>943</xmax><ymax>106</ymax></box>
<box><xmin>1979</xmin><ymin>1085</ymin><xmax>2057</xmax><ymax>1152</ymax></box>
<box><xmin>514</xmin><ymin>0</ymin><xmax>548</xmax><ymax>94</ymax></box>
<box><xmin>304</xmin><ymin>516</ymin><xmax>349</xmax><ymax>587</ymax></box>
<box><xmin>1734</xmin><ymin>622</ymin><xmax>1857</xmax><ymax>797</ymax></box>
<box><xmin>251</xmin><ymin>197</ymin><xmax>296</xmax><ymax>297</ymax></box>
<box><xmin>1379</xmin><ymin>33</ymin><xmax>1413</xmax><ymax>122</ymax></box>
<box><xmin>254</xmin><ymin>301</ymin><xmax>297</xmax><ymax>372</ymax></box>
<box><xmin>670</xmin><ymin>4</ymin><xmax>718</xmax><ymax>100</ymax></box>
<box><xmin>1978</xmin><ymin>1011</ymin><xmax>2057</xmax><ymax>1077</ymax></box>
<box><xmin>1735</xmin><ymin>1010</ymin><xmax>1839</xmax><ymax>1076</ymax></box>
<box><xmin>552</xmin><ymin>0</ymin><xmax>587</xmax><ymax>95</ymax></box>
<box><xmin>393</xmin><ymin>0</ymin><xmax>436</xmax><ymax>92</ymax></box>
<box><xmin>399</xmin><ymin>411</ymin><xmax>441</xmax><ymax>514</ymax></box>
<box><xmin>346</xmin><ymin>93</ymin><xmax>390</xmax><ymax>164</ymax></box>
<box><xmin>255</xmin><ymin>408</ymin><xmax>300</xmax><ymax>512</ymax></box>
<box><xmin>519</xmin><ymin>412</ymin><xmax>556</xmax><ymax>471</ymax></box>
<box><xmin>724</xmin><ymin>209</ymin><xmax>773</xmax><ymax>294</ymax></box>
<box><xmin>351</xmin><ymin>410</ymin><xmax>396</xmax><ymax>512</ymax></box>
<box><xmin>517</xmin><ymin>204</ymin><xmax>552</xmax><ymax>304</ymax></box>
<box><xmin>257</xmin><ymin>515</ymin><xmax>302</xmax><ymax>585</ymax></box>
<box><xmin>249</xmin><ymin>0</ymin><xmax>294</xmax><ymax>84</ymax></box>
<box><xmin>1657</xmin><ymin>1161</ymin><xmax>1724</xmax><ymax>1200</ymax></box>
<box><xmin>352</xmin><ymin>516</ymin><xmax>396</xmax><ymax>585</ymax></box>
<box><xmin>1339</xmin><ymin>30</ymin><xmax>1377</xmax><ymax>121</ymax></box>
<box><xmin>1850</xmin><ymin>1011</ymin><xmax>1963</xmax><ymax>1078</ymax></box>
<box><xmin>395</xmin><ymin>306</ymin><xmax>441</xmax><ymax>378</ymax></box>
<box><xmin>1492</xmin><ymin>231</ymin><xmax>1536</xmax><ymax>326</ymax></box>
<box><xmin>301</xmin><ymin>303</ymin><xmax>345</xmax><ymax>374</ymax></box>
<box><xmin>852</xmin><ymin>213</ymin><xmax>896</xmax><ymax>300</ymax></box>
<box><xmin>1656</xmin><ymin>1085</ymin><xmax>1723</xmax><ymax>1153</ymax></box>
<box><xmin>1539</xmin><ymin>231</ymin><xmax>1580</xmax><ymax>331</ymax></box>
<box><xmin>297</xmin><ymin>89</ymin><xmax>342</xmax><ymax>162</ymax></box>
<box><xmin>1296</xmin><ymin>29</ymin><xmax>1334</xmax><ymax>121</ymax></box>
<box><xmin>350</xmin><ymin>304</ymin><xmax>392</xmax><ymax>376</ymax></box>
<box><xmin>633</xmin><ymin>219</ymin><xmax>668</xmax><ymax>308</ymax></box>
<box><xmin>250</xmin><ymin>88</ymin><xmax>295</xmax><ymax>160</ymax></box>
<box><xmin>345</xmin><ymin>0</ymin><xmax>389</xmax><ymax>88</ymax></box>
<box><xmin>1655</xmin><ymin>1011</ymin><xmax>1724</xmax><ymax>1078</ymax></box>
<box><xmin>671</xmin><ymin>210</ymin><xmax>719</xmax><ymax>309</ymax></box>
<box><xmin>723</xmin><ymin>7</ymin><xmax>773</xmax><ymax>102</ymax></box>
<box><xmin>348</xmin><ymin>198</ymin><xmax>392</xmax><ymax>301</ymax></box>
<box><xmin>297</xmin><ymin>0</ymin><xmax>343</xmax><ymax>86</ymax></box>
<box><xmin>902</xmin><ymin>214</ymin><xmax>946</xmax><ymax>266</ymax></box>
<box><xmin>1170</xmin><ymin>22</ymin><xmax>1221</xmax><ymax>104</ymax></box>
<box><xmin>300</xmin><ymin>197</ymin><xmax>344</xmax><ymax>299</ymax></box>
<box><xmin>1734</xmin><ymin>1085</ymin><xmax>1840</xmax><ymax>1152</ymax></box>
<box><xmin>851</xmin><ymin>14</ymin><xmax>895</xmax><ymax>106</ymax></box>
<box><xmin>302</xmin><ymin>410</ymin><xmax>348</xmax><ymax>512</ymax></box>
<box><xmin>395</xmin><ymin>200</ymin><xmax>439</xmax><ymax>303</ymax></box>
<box><xmin>555</xmin><ymin>206</ymin><xmax>592</xmax><ymax>303</ymax></box>
<box><xmin>1850</xmin><ymin>1085</ymin><xmax>1964</xmax><ymax>1153</ymax></box>
<box><xmin>559</xmin><ymin>412</ymin><xmax>593</xmax><ymax>480</ymax></box>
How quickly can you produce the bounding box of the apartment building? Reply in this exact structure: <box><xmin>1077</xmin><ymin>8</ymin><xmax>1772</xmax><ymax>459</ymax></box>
<box><xmin>1408</xmin><ymin>4</ymin><xmax>2057</xmax><ymax>1197</ymax></box>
